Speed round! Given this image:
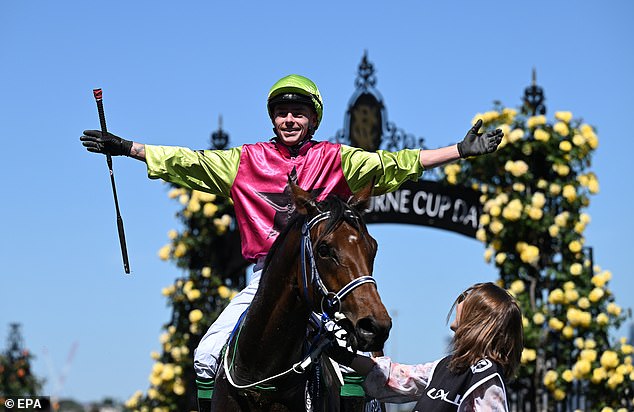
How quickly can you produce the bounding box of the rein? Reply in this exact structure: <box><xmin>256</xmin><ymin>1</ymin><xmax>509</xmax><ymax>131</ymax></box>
<box><xmin>223</xmin><ymin>209</ymin><xmax>378</xmax><ymax>391</ymax></box>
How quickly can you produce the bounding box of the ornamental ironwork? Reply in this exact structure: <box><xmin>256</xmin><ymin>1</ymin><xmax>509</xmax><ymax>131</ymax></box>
<box><xmin>210</xmin><ymin>115</ymin><xmax>229</xmax><ymax>150</ymax></box>
<box><xmin>522</xmin><ymin>68</ymin><xmax>547</xmax><ymax>116</ymax></box>
<box><xmin>332</xmin><ymin>52</ymin><xmax>426</xmax><ymax>153</ymax></box>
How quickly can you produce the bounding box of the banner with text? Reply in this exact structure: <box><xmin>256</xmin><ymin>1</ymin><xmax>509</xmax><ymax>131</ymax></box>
<box><xmin>365</xmin><ymin>180</ymin><xmax>482</xmax><ymax>238</ymax></box>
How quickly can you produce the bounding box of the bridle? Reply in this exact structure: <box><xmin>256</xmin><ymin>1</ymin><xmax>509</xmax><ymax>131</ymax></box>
<box><xmin>300</xmin><ymin>210</ymin><xmax>377</xmax><ymax>316</ymax></box>
<box><xmin>223</xmin><ymin>208</ymin><xmax>379</xmax><ymax>390</ymax></box>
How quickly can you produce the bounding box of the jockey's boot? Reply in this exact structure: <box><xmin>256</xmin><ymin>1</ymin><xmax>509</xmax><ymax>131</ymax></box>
<box><xmin>196</xmin><ymin>377</ymin><xmax>214</xmax><ymax>412</ymax></box>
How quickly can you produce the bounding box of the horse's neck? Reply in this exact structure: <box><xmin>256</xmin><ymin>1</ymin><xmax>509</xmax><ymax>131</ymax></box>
<box><xmin>234</xmin><ymin>227</ymin><xmax>311</xmax><ymax>376</ymax></box>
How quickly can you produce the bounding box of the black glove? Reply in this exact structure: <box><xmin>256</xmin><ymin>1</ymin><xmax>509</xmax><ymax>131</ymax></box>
<box><xmin>457</xmin><ymin>119</ymin><xmax>503</xmax><ymax>158</ymax></box>
<box><xmin>80</xmin><ymin>130</ymin><xmax>133</xmax><ymax>156</ymax></box>
<box><xmin>325</xmin><ymin>342</ymin><xmax>357</xmax><ymax>367</ymax></box>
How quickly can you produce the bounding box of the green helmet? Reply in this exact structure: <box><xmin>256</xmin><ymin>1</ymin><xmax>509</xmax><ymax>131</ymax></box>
<box><xmin>267</xmin><ymin>74</ymin><xmax>323</xmax><ymax>129</ymax></box>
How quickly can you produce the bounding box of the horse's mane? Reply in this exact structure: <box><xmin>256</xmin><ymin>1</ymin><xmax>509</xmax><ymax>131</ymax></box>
<box><xmin>262</xmin><ymin>194</ymin><xmax>365</xmax><ymax>275</ymax></box>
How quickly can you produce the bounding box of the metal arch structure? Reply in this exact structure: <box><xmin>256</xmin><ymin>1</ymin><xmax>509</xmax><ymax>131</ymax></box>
<box><xmin>331</xmin><ymin>52</ymin><xmax>482</xmax><ymax>238</ymax></box>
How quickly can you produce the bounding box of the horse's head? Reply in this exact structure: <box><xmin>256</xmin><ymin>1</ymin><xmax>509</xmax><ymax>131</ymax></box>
<box><xmin>289</xmin><ymin>179</ymin><xmax>392</xmax><ymax>352</ymax></box>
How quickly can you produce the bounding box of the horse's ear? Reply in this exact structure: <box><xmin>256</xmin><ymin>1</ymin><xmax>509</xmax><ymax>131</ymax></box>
<box><xmin>288</xmin><ymin>175</ymin><xmax>317</xmax><ymax>215</ymax></box>
<box><xmin>349</xmin><ymin>178</ymin><xmax>374</xmax><ymax>213</ymax></box>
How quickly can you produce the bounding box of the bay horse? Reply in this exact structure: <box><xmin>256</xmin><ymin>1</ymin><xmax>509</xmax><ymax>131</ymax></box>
<box><xmin>211</xmin><ymin>180</ymin><xmax>391</xmax><ymax>411</ymax></box>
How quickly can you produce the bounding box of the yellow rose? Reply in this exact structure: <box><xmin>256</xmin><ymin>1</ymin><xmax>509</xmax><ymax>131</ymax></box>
<box><xmin>562</xmin><ymin>185</ymin><xmax>577</xmax><ymax>202</ymax></box>
<box><xmin>513</xmin><ymin>182</ymin><xmax>525</xmax><ymax>192</ymax></box>
<box><xmin>554</xmin><ymin>122</ymin><xmax>570</xmax><ymax>137</ymax></box>
<box><xmin>533</xmin><ymin>313</ymin><xmax>545</xmax><ymax>325</ymax></box>
<box><xmin>592</xmin><ymin>367</ymin><xmax>608</xmax><ymax>383</ymax></box>
<box><xmin>161</xmin><ymin>364</ymin><xmax>175</xmax><ymax>381</ymax></box>
<box><xmin>531</xmin><ymin>192</ymin><xmax>546</xmax><ymax>208</ymax></box>
<box><xmin>520</xmin><ymin>245</ymin><xmax>540</xmax><ymax>265</ymax></box>
<box><xmin>148</xmin><ymin>388</ymin><xmax>159</xmax><ymax>400</ymax></box>
<box><xmin>555</xmin><ymin>111</ymin><xmax>573</xmax><ymax>123</ymax></box>
<box><xmin>161</xmin><ymin>285</ymin><xmax>175</xmax><ymax>296</ymax></box>
<box><xmin>158</xmin><ymin>244</ymin><xmax>172</xmax><ymax>261</ymax></box>
<box><xmin>173</xmin><ymin>380</ymin><xmax>186</xmax><ymax>395</ymax></box>
<box><xmin>549</xmin><ymin>317</ymin><xmax>564</xmax><ymax>331</ymax></box>
<box><xmin>570</xmin><ymin>263</ymin><xmax>583</xmax><ymax>276</ymax></box>
<box><xmin>186</xmin><ymin>289</ymin><xmax>201</xmax><ymax>301</ymax></box>
<box><xmin>508</xmin><ymin>128</ymin><xmax>524</xmax><ymax>143</ymax></box>
<box><xmin>562</xmin><ymin>325</ymin><xmax>574</xmax><ymax>339</ymax></box>
<box><xmin>203</xmin><ymin>202</ymin><xmax>219</xmax><ymax>217</ymax></box>
<box><xmin>549</xmin><ymin>183</ymin><xmax>562</xmax><ymax>195</ymax></box>
<box><xmin>589</xmin><ymin>287</ymin><xmax>605</xmax><ymax>302</ymax></box>
<box><xmin>553</xmin><ymin>164</ymin><xmax>570</xmax><ymax>177</ymax></box>
<box><xmin>527</xmin><ymin>115</ymin><xmax>547</xmax><ymax>128</ymax></box>
<box><xmin>596</xmin><ymin>313</ymin><xmax>609</xmax><ymax>325</ymax></box>
<box><xmin>572</xmin><ymin>133</ymin><xmax>586</xmax><ymax>146</ymax></box>
<box><xmin>174</xmin><ymin>242</ymin><xmax>187</xmax><ymax>258</ymax></box>
<box><xmin>572</xmin><ymin>359</ymin><xmax>591</xmax><ymax>377</ymax></box>
<box><xmin>187</xmin><ymin>199</ymin><xmax>201</xmax><ymax>213</ymax></box>
<box><xmin>495</xmin><ymin>252</ymin><xmax>507</xmax><ymax>265</ymax></box>
<box><xmin>591</xmin><ymin>273</ymin><xmax>608</xmax><ymax>288</ymax></box>
<box><xmin>600</xmin><ymin>350</ymin><xmax>619</xmax><ymax>369</ymax></box>
<box><xmin>567</xmin><ymin>308</ymin><xmax>582</xmax><ymax>326</ymax></box>
<box><xmin>562</xmin><ymin>369</ymin><xmax>574</xmax><ymax>382</ymax></box>
<box><xmin>574</xmin><ymin>338</ymin><xmax>585</xmax><ymax>349</ymax></box>
<box><xmin>606</xmin><ymin>303</ymin><xmax>621</xmax><ymax>316</ymax></box>
<box><xmin>553</xmin><ymin>389</ymin><xmax>566</xmax><ymax>401</ymax></box>
<box><xmin>479</xmin><ymin>214</ymin><xmax>491</xmax><ymax>226</ymax></box>
<box><xmin>543</xmin><ymin>370</ymin><xmax>558</xmax><ymax>386</ymax></box>
<box><xmin>484</xmin><ymin>249</ymin><xmax>493</xmax><ymax>263</ymax></box>
<box><xmin>621</xmin><ymin>344</ymin><xmax>633</xmax><ymax>355</ymax></box>
<box><xmin>521</xmin><ymin>348</ymin><xmax>537</xmax><ymax>363</ymax></box>
<box><xmin>588</xmin><ymin>177</ymin><xmax>600</xmax><ymax>194</ymax></box>
<box><xmin>188</xmin><ymin>309</ymin><xmax>203</xmax><ymax>323</ymax></box>
<box><xmin>564</xmin><ymin>289</ymin><xmax>579</xmax><ymax>303</ymax></box>
<box><xmin>510</xmin><ymin>280</ymin><xmax>525</xmax><ymax>294</ymax></box>
<box><xmin>490</xmin><ymin>220</ymin><xmax>504</xmax><ymax>234</ymax></box>
<box><xmin>528</xmin><ymin>207</ymin><xmax>543</xmax><ymax>220</ymax></box>
<box><xmin>534</xmin><ymin>129</ymin><xmax>550</xmax><ymax>142</ymax></box>
<box><xmin>569</xmin><ymin>240</ymin><xmax>582</xmax><ymax>253</ymax></box>
<box><xmin>580</xmin><ymin>311</ymin><xmax>592</xmax><ymax>327</ymax></box>
<box><xmin>218</xmin><ymin>285</ymin><xmax>231</xmax><ymax>299</ymax></box>
<box><xmin>489</xmin><ymin>205</ymin><xmax>501</xmax><ymax>217</ymax></box>
<box><xmin>548</xmin><ymin>225</ymin><xmax>560</xmax><ymax>237</ymax></box>
<box><xmin>559</xmin><ymin>140</ymin><xmax>572</xmax><ymax>151</ymax></box>
<box><xmin>202</xmin><ymin>266</ymin><xmax>212</xmax><ymax>278</ymax></box>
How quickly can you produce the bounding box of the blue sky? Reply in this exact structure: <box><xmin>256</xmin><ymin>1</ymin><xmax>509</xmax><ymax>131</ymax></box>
<box><xmin>1</xmin><ymin>1</ymin><xmax>633</xmax><ymax>403</ymax></box>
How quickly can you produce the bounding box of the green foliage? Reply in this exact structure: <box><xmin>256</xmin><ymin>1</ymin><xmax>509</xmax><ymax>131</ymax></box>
<box><xmin>127</xmin><ymin>187</ymin><xmax>247</xmax><ymax>412</ymax></box>
<box><xmin>0</xmin><ymin>326</ymin><xmax>43</xmax><ymax>399</ymax></box>
<box><xmin>440</xmin><ymin>105</ymin><xmax>633</xmax><ymax>410</ymax></box>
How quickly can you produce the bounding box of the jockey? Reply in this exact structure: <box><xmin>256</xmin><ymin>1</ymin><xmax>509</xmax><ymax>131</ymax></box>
<box><xmin>81</xmin><ymin>74</ymin><xmax>504</xmax><ymax>412</ymax></box>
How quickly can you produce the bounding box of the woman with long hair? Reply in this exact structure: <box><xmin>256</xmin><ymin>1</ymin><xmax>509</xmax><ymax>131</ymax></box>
<box><xmin>328</xmin><ymin>282</ymin><xmax>524</xmax><ymax>411</ymax></box>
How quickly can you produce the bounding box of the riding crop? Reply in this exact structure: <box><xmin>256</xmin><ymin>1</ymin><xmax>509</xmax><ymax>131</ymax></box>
<box><xmin>92</xmin><ymin>88</ymin><xmax>131</xmax><ymax>274</ymax></box>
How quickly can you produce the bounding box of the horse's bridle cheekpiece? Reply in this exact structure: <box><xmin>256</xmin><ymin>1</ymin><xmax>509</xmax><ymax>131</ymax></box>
<box><xmin>300</xmin><ymin>210</ymin><xmax>377</xmax><ymax>316</ymax></box>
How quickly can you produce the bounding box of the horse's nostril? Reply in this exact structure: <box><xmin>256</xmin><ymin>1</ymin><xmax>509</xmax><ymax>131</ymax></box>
<box><xmin>355</xmin><ymin>317</ymin><xmax>391</xmax><ymax>351</ymax></box>
<box><xmin>356</xmin><ymin>317</ymin><xmax>379</xmax><ymax>338</ymax></box>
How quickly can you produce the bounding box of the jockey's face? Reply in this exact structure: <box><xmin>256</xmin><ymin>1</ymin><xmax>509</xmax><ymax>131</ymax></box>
<box><xmin>272</xmin><ymin>103</ymin><xmax>317</xmax><ymax>146</ymax></box>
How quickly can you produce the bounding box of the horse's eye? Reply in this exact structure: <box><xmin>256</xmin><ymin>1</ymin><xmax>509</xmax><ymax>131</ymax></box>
<box><xmin>317</xmin><ymin>243</ymin><xmax>330</xmax><ymax>258</ymax></box>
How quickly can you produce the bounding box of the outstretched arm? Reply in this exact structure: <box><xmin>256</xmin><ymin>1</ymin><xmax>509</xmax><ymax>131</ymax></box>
<box><xmin>419</xmin><ymin>119</ymin><xmax>503</xmax><ymax>169</ymax></box>
<box><xmin>80</xmin><ymin>130</ymin><xmax>147</xmax><ymax>162</ymax></box>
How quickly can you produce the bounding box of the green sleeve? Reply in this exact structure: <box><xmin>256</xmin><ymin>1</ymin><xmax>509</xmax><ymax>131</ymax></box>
<box><xmin>340</xmin><ymin>145</ymin><xmax>424</xmax><ymax>195</ymax></box>
<box><xmin>145</xmin><ymin>145</ymin><xmax>242</xmax><ymax>197</ymax></box>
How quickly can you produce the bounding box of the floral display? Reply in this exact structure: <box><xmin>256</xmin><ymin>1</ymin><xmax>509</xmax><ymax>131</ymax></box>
<box><xmin>441</xmin><ymin>104</ymin><xmax>632</xmax><ymax>410</ymax></box>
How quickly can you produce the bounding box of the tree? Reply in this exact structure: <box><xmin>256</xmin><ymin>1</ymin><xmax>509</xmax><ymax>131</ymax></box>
<box><xmin>439</xmin><ymin>88</ymin><xmax>633</xmax><ymax>410</ymax></box>
<box><xmin>0</xmin><ymin>324</ymin><xmax>44</xmax><ymax>399</ymax></box>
